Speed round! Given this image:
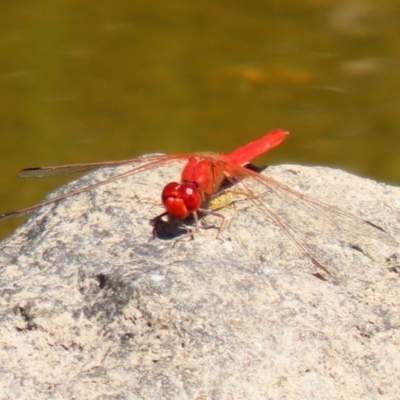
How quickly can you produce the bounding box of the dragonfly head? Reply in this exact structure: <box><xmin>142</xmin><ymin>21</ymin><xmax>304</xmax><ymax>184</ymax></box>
<box><xmin>161</xmin><ymin>182</ymin><xmax>201</xmax><ymax>219</ymax></box>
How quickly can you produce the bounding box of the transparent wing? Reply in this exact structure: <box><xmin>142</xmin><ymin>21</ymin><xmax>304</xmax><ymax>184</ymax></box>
<box><xmin>215</xmin><ymin>159</ymin><xmax>397</xmax><ymax>278</ymax></box>
<box><xmin>17</xmin><ymin>155</ymin><xmax>168</xmax><ymax>177</ymax></box>
<box><xmin>0</xmin><ymin>154</ymin><xmax>188</xmax><ymax>221</ymax></box>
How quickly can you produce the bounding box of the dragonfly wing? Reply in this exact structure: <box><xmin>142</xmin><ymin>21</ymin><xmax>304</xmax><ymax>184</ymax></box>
<box><xmin>1</xmin><ymin>154</ymin><xmax>189</xmax><ymax>221</ymax></box>
<box><xmin>216</xmin><ymin>161</ymin><xmax>397</xmax><ymax>278</ymax></box>
<box><xmin>19</xmin><ymin>165</ymin><xmax>104</xmax><ymax>177</ymax></box>
<box><xmin>17</xmin><ymin>154</ymin><xmax>171</xmax><ymax>177</ymax></box>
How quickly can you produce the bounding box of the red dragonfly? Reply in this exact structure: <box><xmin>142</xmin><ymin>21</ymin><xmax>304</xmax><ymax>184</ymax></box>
<box><xmin>0</xmin><ymin>130</ymin><xmax>394</xmax><ymax>276</ymax></box>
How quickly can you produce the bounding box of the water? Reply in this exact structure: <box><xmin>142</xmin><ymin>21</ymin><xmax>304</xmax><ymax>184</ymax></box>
<box><xmin>0</xmin><ymin>0</ymin><xmax>399</xmax><ymax>239</ymax></box>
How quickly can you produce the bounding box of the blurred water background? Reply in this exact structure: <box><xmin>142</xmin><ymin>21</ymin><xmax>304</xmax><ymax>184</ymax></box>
<box><xmin>0</xmin><ymin>0</ymin><xmax>399</xmax><ymax>239</ymax></box>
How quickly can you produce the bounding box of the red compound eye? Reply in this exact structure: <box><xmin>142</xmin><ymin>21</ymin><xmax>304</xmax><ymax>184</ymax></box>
<box><xmin>161</xmin><ymin>182</ymin><xmax>201</xmax><ymax>219</ymax></box>
<box><xmin>178</xmin><ymin>183</ymin><xmax>201</xmax><ymax>213</ymax></box>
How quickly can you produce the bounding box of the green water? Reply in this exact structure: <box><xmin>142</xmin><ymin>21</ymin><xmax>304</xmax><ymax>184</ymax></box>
<box><xmin>1</xmin><ymin>0</ymin><xmax>399</xmax><ymax>239</ymax></box>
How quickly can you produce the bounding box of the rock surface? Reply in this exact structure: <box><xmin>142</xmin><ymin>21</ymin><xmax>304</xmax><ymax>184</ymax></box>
<box><xmin>0</xmin><ymin>160</ymin><xmax>399</xmax><ymax>399</ymax></box>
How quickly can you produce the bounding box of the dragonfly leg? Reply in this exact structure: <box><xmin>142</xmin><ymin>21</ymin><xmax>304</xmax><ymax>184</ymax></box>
<box><xmin>197</xmin><ymin>208</ymin><xmax>226</xmax><ymax>239</ymax></box>
<box><xmin>171</xmin><ymin>212</ymin><xmax>200</xmax><ymax>245</ymax></box>
<box><xmin>172</xmin><ymin>209</ymin><xmax>226</xmax><ymax>244</ymax></box>
<box><xmin>151</xmin><ymin>208</ymin><xmax>226</xmax><ymax>243</ymax></box>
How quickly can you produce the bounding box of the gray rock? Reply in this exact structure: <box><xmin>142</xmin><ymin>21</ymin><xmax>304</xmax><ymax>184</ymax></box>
<box><xmin>0</xmin><ymin>160</ymin><xmax>399</xmax><ymax>399</ymax></box>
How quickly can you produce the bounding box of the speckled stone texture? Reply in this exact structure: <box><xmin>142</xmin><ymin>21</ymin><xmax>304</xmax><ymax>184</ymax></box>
<box><xmin>0</xmin><ymin>161</ymin><xmax>399</xmax><ymax>399</ymax></box>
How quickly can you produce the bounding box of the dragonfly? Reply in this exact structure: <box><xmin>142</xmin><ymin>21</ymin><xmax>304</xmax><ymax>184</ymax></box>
<box><xmin>0</xmin><ymin>129</ymin><xmax>395</xmax><ymax>277</ymax></box>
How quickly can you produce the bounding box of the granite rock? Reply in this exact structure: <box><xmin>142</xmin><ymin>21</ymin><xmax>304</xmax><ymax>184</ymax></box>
<box><xmin>0</xmin><ymin>161</ymin><xmax>399</xmax><ymax>399</ymax></box>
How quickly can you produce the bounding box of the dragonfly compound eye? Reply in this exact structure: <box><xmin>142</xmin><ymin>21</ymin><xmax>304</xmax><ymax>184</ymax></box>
<box><xmin>161</xmin><ymin>182</ymin><xmax>200</xmax><ymax>219</ymax></box>
<box><xmin>161</xmin><ymin>182</ymin><xmax>180</xmax><ymax>204</ymax></box>
<box><xmin>178</xmin><ymin>183</ymin><xmax>201</xmax><ymax>213</ymax></box>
